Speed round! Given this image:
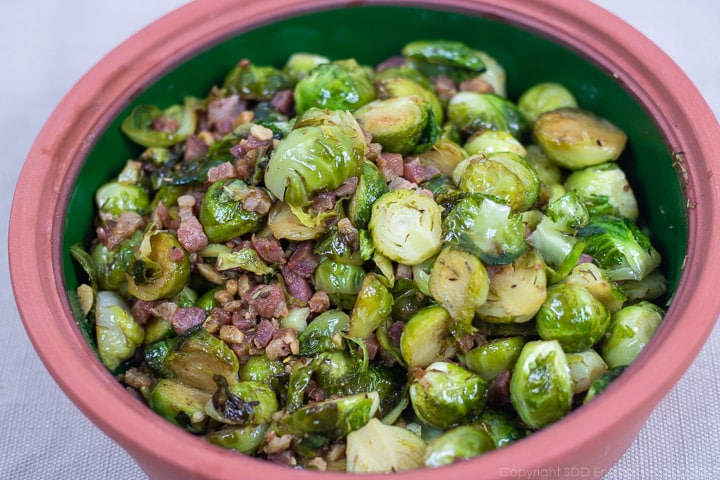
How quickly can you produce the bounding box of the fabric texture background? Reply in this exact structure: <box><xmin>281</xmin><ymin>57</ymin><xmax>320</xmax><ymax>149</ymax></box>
<box><xmin>1</xmin><ymin>1</ymin><xmax>718</xmax><ymax>478</ymax></box>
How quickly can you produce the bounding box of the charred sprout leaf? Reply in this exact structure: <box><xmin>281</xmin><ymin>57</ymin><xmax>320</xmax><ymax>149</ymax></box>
<box><xmin>120</xmin><ymin>99</ymin><xmax>198</xmax><ymax>148</ymax></box>
<box><xmin>461</xmin><ymin>336</ymin><xmax>526</xmax><ymax>381</ymax></box>
<box><xmin>264</xmin><ymin>108</ymin><xmax>365</xmax><ymax>207</ymax></box>
<box><xmin>564</xmin><ymin>162</ymin><xmax>639</xmax><ymax>221</ymax></box>
<box><xmin>346</xmin><ymin>418</ymin><xmax>426</xmax><ymax>473</ymax></box>
<box><xmin>199</xmin><ymin>179</ymin><xmax>266</xmax><ymax>243</ymax></box>
<box><xmin>349</xmin><ymin>273</ymin><xmax>393</xmax><ymax>339</ymax></box>
<box><xmin>354</xmin><ymin>95</ymin><xmax>438</xmax><ymax>155</ymax></box>
<box><xmin>476</xmin><ymin>250</ymin><xmax>547</xmax><ymax>324</ymax></box>
<box><xmin>149</xmin><ymin>378</ymin><xmax>211</xmax><ymax>434</ymax></box>
<box><xmin>216</xmin><ymin>248</ymin><xmax>275</xmax><ymax>275</ymax></box>
<box><xmin>518</xmin><ymin>82</ymin><xmax>578</xmax><ymax>123</ymax></box>
<box><xmin>447</xmin><ymin>92</ymin><xmax>526</xmax><ymax>138</ymax></box>
<box><xmin>95</xmin><ymin>291</ymin><xmax>144</xmax><ymax>371</ymax></box>
<box><xmin>127</xmin><ymin>230</ymin><xmax>191</xmax><ymax>301</ymax></box>
<box><xmin>401</xmin><ymin>305</ymin><xmax>457</xmax><ymax>369</ymax></box>
<box><xmin>578</xmin><ymin>215</ymin><xmax>662</xmax><ymax>282</ymax></box>
<box><xmin>293</xmin><ymin>59</ymin><xmax>375</xmax><ymax>114</ymax></box>
<box><xmin>409</xmin><ymin>361</ymin><xmax>488</xmax><ymax>429</ymax></box>
<box><xmin>369</xmin><ymin>189</ymin><xmax>443</xmax><ymax>266</ymax></box>
<box><xmin>164</xmin><ymin>326</ymin><xmax>239</xmax><ymax>393</ymax></box>
<box><xmin>510</xmin><ymin>340</ymin><xmax>573</xmax><ymax>429</ymax></box>
<box><xmin>583</xmin><ymin>365</ymin><xmax>627</xmax><ymax>404</ymax></box>
<box><xmin>223</xmin><ymin>61</ymin><xmax>291</xmax><ymax>101</ymax></box>
<box><xmin>206</xmin><ymin>376</ymin><xmax>278</xmax><ymax>425</ymax></box>
<box><xmin>536</xmin><ymin>283</ymin><xmax>611</xmax><ymax>353</ymax></box>
<box><xmin>453</xmin><ymin>152</ymin><xmax>540</xmax><ymax>213</ymax></box>
<box><xmin>144</xmin><ymin>338</ymin><xmax>176</xmax><ymax>378</ymax></box>
<box><xmin>601</xmin><ymin>301</ymin><xmax>664</xmax><ymax>368</ymax></box>
<box><xmin>424</xmin><ymin>425</ymin><xmax>495</xmax><ymax>467</ymax></box>
<box><xmin>533</xmin><ymin>107</ymin><xmax>627</xmax><ymax>170</ymax></box>
<box><xmin>442</xmin><ymin>193</ymin><xmax>527</xmax><ymax>265</ymax></box>
<box><xmin>206</xmin><ymin>424</ymin><xmax>269</xmax><ymax>455</ymax></box>
<box><xmin>428</xmin><ymin>246</ymin><xmax>489</xmax><ymax>338</ymax></box>
<box><xmin>566</xmin><ymin>349</ymin><xmax>608</xmax><ymax>394</ymax></box>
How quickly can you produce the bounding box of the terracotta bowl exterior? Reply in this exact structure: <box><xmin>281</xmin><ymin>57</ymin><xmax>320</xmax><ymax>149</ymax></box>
<box><xmin>9</xmin><ymin>1</ymin><xmax>720</xmax><ymax>479</ymax></box>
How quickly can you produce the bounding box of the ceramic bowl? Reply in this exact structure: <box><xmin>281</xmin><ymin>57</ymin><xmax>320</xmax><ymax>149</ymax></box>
<box><xmin>10</xmin><ymin>1</ymin><xmax>720</xmax><ymax>479</ymax></box>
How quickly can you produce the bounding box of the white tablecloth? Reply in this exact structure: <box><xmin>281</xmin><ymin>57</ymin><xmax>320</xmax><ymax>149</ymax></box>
<box><xmin>2</xmin><ymin>1</ymin><xmax>718</xmax><ymax>478</ymax></box>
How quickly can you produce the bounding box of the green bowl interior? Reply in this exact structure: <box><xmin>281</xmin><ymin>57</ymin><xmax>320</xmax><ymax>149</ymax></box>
<box><xmin>63</xmin><ymin>5</ymin><xmax>686</xmax><ymax>319</ymax></box>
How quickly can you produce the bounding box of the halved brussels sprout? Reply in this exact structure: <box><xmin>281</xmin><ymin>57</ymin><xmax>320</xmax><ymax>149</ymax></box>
<box><xmin>369</xmin><ymin>189</ymin><xmax>443</xmax><ymax>266</ymax></box>
<box><xmin>409</xmin><ymin>361</ymin><xmax>488</xmax><ymax>429</ymax></box>
<box><xmin>206</xmin><ymin>424</ymin><xmax>269</xmax><ymax>455</ymax></box>
<box><xmin>354</xmin><ymin>95</ymin><xmax>438</xmax><ymax>155</ymax></box>
<box><xmin>428</xmin><ymin>246</ymin><xmax>489</xmax><ymax>337</ymax></box>
<box><xmin>401</xmin><ymin>305</ymin><xmax>457</xmax><ymax>369</ymax></box>
<box><xmin>524</xmin><ymin>144</ymin><xmax>563</xmax><ymax>188</ymax></box>
<box><xmin>264</xmin><ymin>108</ymin><xmax>365</xmax><ymax>207</ymax></box>
<box><xmin>565</xmin><ymin>162</ymin><xmax>639</xmax><ymax>221</ymax></box>
<box><xmin>583</xmin><ymin>365</ymin><xmax>626</xmax><ymax>404</ymax></box>
<box><xmin>150</xmin><ymin>378</ymin><xmax>211</xmax><ymax>434</ymax></box>
<box><xmin>415</xmin><ymin>138</ymin><xmax>468</xmax><ymax>177</ymax></box>
<box><xmin>238</xmin><ymin>354</ymin><xmax>288</xmax><ymax>393</ymax></box>
<box><xmin>619</xmin><ymin>270</ymin><xmax>668</xmax><ymax>303</ymax></box>
<box><xmin>518</xmin><ymin>82</ymin><xmax>578</xmax><ymax>123</ymax></box>
<box><xmin>601</xmin><ymin>301</ymin><xmax>664</xmax><ymax>368</ymax></box>
<box><xmin>216</xmin><ymin>248</ymin><xmax>275</xmax><ymax>275</ymax></box>
<box><xmin>424</xmin><ymin>425</ymin><xmax>495</xmax><ymax>467</ymax></box>
<box><xmin>578</xmin><ymin>215</ymin><xmax>662</xmax><ymax>281</ymax></box>
<box><xmin>313</xmin><ymin>258</ymin><xmax>366</xmax><ymax>309</ymax></box>
<box><xmin>545</xmin><ymin>191</ymin><xmax>590</xmax><ymax>233</ymax></box>
<box><xmin>95</xmin><ymin>181</ymin><xmax>150</xmax><ymax>219</ymax></box>
<box><xmin>127</xmin><ymin>230</ymin><xmax>191</xmax><ymax>301</ymax></box>
<box><xmin>475</xmin><ymin>250</ymin><xmax>547</xmax><ymax>324</ymax></box>
<box><xmin>349</xmin><ymin>273</ymin><xmax>393</xmax><ymax>339</ymax></box>
<box><xmin>91</xmin><ymin>230</ymin><xmax>143</xmax><ymax>291</ymax></box>
<box><xmin>526</xmin><ymin>215</ymin><xmax>586</xmax><ymax>281</ymax></box>
<box><xmin>402</xmin><ymin>39</ymin><xmax>487</xmax><ymax>82</ymax></box>
<box><xmin>536</xmin><ymin>283</ymin><xmax>611</xmax><ymax>353</ymax></box>
<box><xmin>447</xmin><ymin>92</ymin><xmax>526</xmax><ymax>138</ymax></box>
<box><xmin>199</xmin><ymin>179</ymin><xmax>265</xmax><ymax>243</ymax></box>
<box><xmin>348</xmin><ymin>160</ymin><xmax>388</xmax><ymax>229</ymax></box>
<box><xmin>475</xmin><ymin>50</ymin><xmax>506</xmax><ymax>97</ymax></box>
<box><xmin>463</xmin><ymin>130</ymin><xmax>526</xmax><ymax>157</ymax></box>
<box><xmin>223</xmin><ymin>61</ymin><xmax>291</xmax><ymax>101</ymax></box>
<box><xmin>95</xmin><ymin>291</ymin><xmax>144</xmax><ymax>371</ymax></box>
<box><xmin>120</xmin><ymin>99</ymin><xmax>198</xmax><ymax>148</ymax></box>
<box><xmin>205</xmin><ymin>379</ymin><xmax>278</xmax><ymax>425</ymax></box>
<box><xmin>267</xmin><ymin>201</ymin><xmax>330</xmax><ymax>241</ymax></box>
<box><xmin>164</xmin><ymin>326</ymin><xmax>239</xmax><ymax>392</ymax></box>
<box><xmin>533</xmin><ymin>107</ymin><xmax>627</xmax><ymax>170</ymax></box>
<box><xmin>566</xmin><ymin>349</ymin><xmax>608</xmax><ymax>394</ymax></box>
<box><xmin>453</xmin><ymin>152</ymin><xmax>540</xmax><ymax>213</ymax></box>
<box><xmin>461</xmin><ymin>336</ymin><xmax>526</xmax><ymax>381</ymax></box>
<box><xmin>376</xmin><ymin>74</ymin><xmax>444</xmax><ymax>124</ymax></box>
<box><xmin>346</xmin><ymin>418</ymin><xmax>426</xmax><ymax>473</ymax></box>
<box><xmin>510</xmin><ymin>340</ymin><xmax>573</xmax><ymax>429</ymax></box>
<box><xmin>293</xmin><ymin>59</ymin><xmax>375</xmax><ymax>114</ymax></box>
<box><xmin>442</xmin><ymin>193</ymin><xmax>527</xmax><ymax>265</ymax></box>
<box><xmin>283</xmin><ymin>52</ymin><xmax>330</xmax><ymax>83</ymax></box>
<box><xmin>298</xmin><ymin>309</ymin><xmax>349</xmax><ymax>356</ymax></box>
<box><xmin>559</xmin><ymin>262</ymin><xmax>626</xmax><ymax>314</ymax></box>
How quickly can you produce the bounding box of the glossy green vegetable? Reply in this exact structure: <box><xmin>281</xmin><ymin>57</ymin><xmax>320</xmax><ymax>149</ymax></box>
<box><xmin>601</xmin><ymin>301</ymin><xmax>664</xmax><ymax>368</ymax></box>
<box><xmin>127</xmin><ymin>230</ymin><xmax>191</xmax><ymax>301</ymax></box>
<box><xmin>95</xmin><ymin>291</ymin><xmax>144</xmax><ymax>371</ymax></box>
<box><xmin>400</xmin><ymin>305</ymin><xmax>456</xmax><ymax>369</ymax></box>
<box><xmin>223</xmin><ymin>61</ymin><xmax>291</xmax><ymax>100</ymax></box>
<box><xmin>463</xmin><ymin>130</ymin><xmax>526</xmax><ymax>157</ymax></box>
<box><xmin>544</xmin><ymin>191</ymin><xmax>590</xmax><ymax>233</ymax></box>
<box><xmin>347</xmin><ymin>160</ymin><xmax>388</xmax><ymax>229</ymax></box>
<box><xmin>120</xmin><ymin>99</ymin><xmax>198</xmax><ymax>148</ymax></box>
<box><xmin>205</xmin><ymin>424</ymin><xmax>269</xmax><ymax>455</ymax></box>
<box><xmin>283</xmin><ymin>52</ymin><xmax>330</xmax><ymax>83</ymax></box>
<box><xmin>402</xmin><ymin>39</ymin><xmax>487</xmax><ymax>82</ymax></box>
<box><xmin>415</xmin><ymin>138</ymin><xmax>468</xmax><ymax>177</ymax></box>
<box><xmin>565</xmin><ymin>162</ymin><xmax>639</xmax><ymax>221</ymax></box>
<box><xmin>91</xmin><ymin>230</ymin><xmax>143</xmax><ymax>291</ymax></box>
<box><xmin>536</xmin><ymin>283</ymin><xmax>611</xmax><ymax>353</ymax></box>
<box><xmin>149</xmin><ymin>379</ymin><xmax>211</xmax><ymax>434</ymax></box>
<box><xmin>409</xmin><ymin>361</ymin><xmax>488</xmax><ymax>429</ymax></box>
<box><xmin>510</xmin><ymin>340</ymin><xmax>573</xmax><ymax>429</ymax></box>
<box><xmin>298</xmin><ymin>309</ymin><xmax>349</xmax><ymax>356</ymax></box>
<box><xmin>533</xmin><ymin>107</ymin><xmax>627</xmax><ymax>170</ymax></box>
<box><xmin>560</xmin><ymin>262</ymin><xmax>626</xmax><ymax>314</ymax></box>
<box><xmin>205</xmin><ymin>378</ymin><xmax>278</xmax><ymax>425</ymax></box>
<box><xmin>95</xmin><ymin>181</ymin><xmax>149</xmax><ymax>219</ymax></box>
<box><xmin>369</xmin><ymin>189</ymin><xmax>443</xmax><ymax>266</ymax></box>
<box><xmin>518</xmin><ymin>82</ymin><xmax>578</xmax><ymax>122</ymax></box>
<box><xmin>294</xmin><ymin>59</ymin><xmax>375</xmax><ymax>114</ymax></box>
<box><xmin>199</xmin><ymin>179</ymin><xmax>266</xmax><ymax>242</ymax></box>
<box><xmin>346</xmin><ymin>418</ymin><xmax>426</xmax><ymax>473</ymax></box>
<box><xmin>424</xmin><ymin>425</ymin><xmax>495</xmax><ymax>467</ymax></box>
<box><xmin>462</xmin><ymin>336</ymin><xmax>526</xmax><ymax>381</ymax></box>
<box><xmin>566</xmin><ymin>350</ymin><xmax>608</xmax><ymax>394</ymax></box>
<box><xmin>313</xmin><ymin>258</ymin><xmax>366</xmax><ymax>309</ymax></box>
<box><xmin>447</xmin><ymin>92</ymin><xmax>526</xmax><ymax>138</ymax></box>
<box><xmin>477</xmin><ymin>409</ymin><xmax>524</xmax><ymax>448</ymax></box>
<box><xmin>264</xmin><ymin>108</ymin><xmax>365</xmax><ymax>208</ymax></box>
<box><xmin>583</xmin><ymin>365</ymin><xmax>627</xmax><ymax>404</ymax></box>
<box><xmin>349</xmin><ymin>273</ymin><xmax>393</xmax><ymax>339</ymax></box>
<box><xmin>375</xmin><ymin>74</ymin><xmax>444</xmax><ymax>124</ymax></box>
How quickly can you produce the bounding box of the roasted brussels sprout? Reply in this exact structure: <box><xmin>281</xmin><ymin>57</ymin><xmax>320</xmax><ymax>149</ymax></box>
<box><xmin>559</xmin><ymin>262</ymin><xmax>626</xmax><ymax>314</ymax></box>
<box><xmin>127</xmin><ymin>230</ymin><xmax>191</xmax><ymax>301</ymax></box>
<box><xmin>447</xmin><ymin>92</ymin><xmax>526</xmax><ymax>138</ymax></box>
<box><xmin>461</xmin><ymin>336</ymin><xmax>526</xmax><ymax>381</ymax></box>
<box><xmin>565</xmin><ymin>162</ymin><xmax>639</xmax><ymax>221</ymax></box>
<box><xmin>424</xmin><ymin>425</ymin><xmax>495</xmax><ymax>467</ymax></box>
<box><xmin>150</xmin><ymin>378</ymin><xmax>211</xmax><ymax>434</ymax></box>
<box><xmin>453</xmin><ymin>152</ymin><xmax>540</xmax><ymax>213</ymax></box>
<box><xmin>95</xmin><ymin>291</ymin><xmax>144</xmax><ymax>371</ymax></box>
<box><xmin>354</xmin><ymin>95</ymin><xmax>438</xmax><ymax>155</ymax></box>
<box><xmin>238</xmin><ymin>354</ymin><xmax>288</xmax><ymax>393</ymax></box>
<box><xmin>369</xmin><ymin>189</ymin><xmax>443</xmax><ymax>266</ymax></box>
<box><xmin>120</xmin><ymin>99</ymin><xmax>198</xmax><ymax>148</ymax></box>
<box><xmin>375</xmin><ymin>74</ymin><xmax>444</xmax><ymax>124</ymax></box>
<box><xmin>475</xmin><ymin>249</ymin><xmax>547</xmax><ymax>323</ymax></box>
<box><xmin>283</xmin><ymin>52</ymin><xmax>330</xmax><ymax>83</ymax></box>
<box><xmin>91</xmin><ymin>230</ymin><xmax>143</xmax><ymax>291</ymax></box>
<box><xmin>428</xmin><ymin>246</ymin><xmax>489</xmax><ymax>337</ymax></box>
<box><xmin>313</xmin><ymin>258</ymin><xmax>366</xmax><ymax>309</ymax></box>
<box><xmin>524</xmin><ymin>144</ymin><xmax>563</xmax><ymax>188</ymax></box>
<box><xmin>536</xmin><ymin>283</ymin><xmax>611</xmax><ymax>353</ymax></box>
<box><xmin>620</xmin><ymin>270</ymin><xmax>668</xmax><ymax>303</ymax></box>
<box><xmin>409</xmin><ymin>361</ymin><xmax>488</xmax><ymax>429</ymax></box>
<box><xmin>205</xmin><ymin>378</ymin><xmax>278</xmax><ymax>425</ymax></box>
<box><xmin>95</xmin><ymin>181</ymin><xmax>150</xmax><ymax>219</ymax></box>
<box><xmin>415</xmin><ymin>138</ymin><xmax>468</xmax><ymax>177</ymax></box>
<box><xmin>347</xmin><ymin>160</ymin><xmax>388</xmax><ymax>229</ymax></box>
<box><xmin>298</xmin><ymin>309</ymin><xmax>349</xmax><ymax>356</ymax></box>
<box><xmin>566</xmin><ymin>349</ymin><xmax>608</xmax><ymax>394</ymax></box>
<box><xmin>442</xmin><ymin>193</ymin><xmax>527</xmax><ymax>265</ymax></box>
<box><xmin>518</xmin><ymin>82</ymin><xmax>578</xmax><ymax>123</ymax></box>
<box><xmin>533</xmin><ymin>107</ymin><xmax>627</xmax><ymax>170</ymax></box>
<box><xmin>223</xmin><ymin>61</ymin><xmax>291</xmax><ymax>101</ymax></box>
<box><xmin>578</xmin><ymin>215</ymin><xmax>662</xmax><ymax>281</ymax></box>
<box><xmin>216</xmin><ymin>248</ymin><xmax>275</xmax><ymax>275</ymax></box>
<box><xmin>463</xmin><ymin>130</ymin><xmax>527</xmax><ymax>157</ymax></box>
<box><xmin>205</xmin><ymin>424</ymin><xmax>269</xmax><ymax>455</ymax></box>
<box><xmin>199</xmin><ymin>179</ymin><xmax>266</xmax><ymax>243</ymax></box>
<box><xmin>346</xmin><ymin>418</ymin><xmax>426</xmax><ymax>473</ymax></box>
<box><xmin>526</xmin><ymin>214</ymin><xmax>586</xmax><ymax>280</ymax></box>
<box><xmin>293</xmin><ymin>59</ymin><xmax>375</xmax><ymax>114</ymax></box>
<box><xmin>349</xmin><ymin>273</ymin><xmax>393</xmax><ymax>339</ymax></box>
<box><xmin>510</xmin><ymin>340</ymin><xmax>573</xmax><ymax>429</ymax></box>
<box><xmin>601</xmin><ymin>301</ymin><xmax>664</xmax><ymax>368</ymax></box>
<box><xmin>477</xmin><ymin>409</ymin><xmax>524</xmax><ymax>448</ymax></box>
<box><xmin>400</xmin><ymin>305</ymin><xmax>457</xmax><ymax>369</ymax></box>
<box><xmin>402</xmin><ymin>39</ymin><xmax>487</xmax><ymax>82</ymax></box>
<box><xmin>544</xmin><ymin>191</ymin><xmax>590</xmax><ymax>233</ymax></box>
<box><xmin>583</xmin><ymin>365</ymin><xmax>626</xmax><ymax>404</ymax></box>
<box><xmin>264</xmin><ymin>108</ymin><xmax>365</xmax><ymax>208</ymax></box>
